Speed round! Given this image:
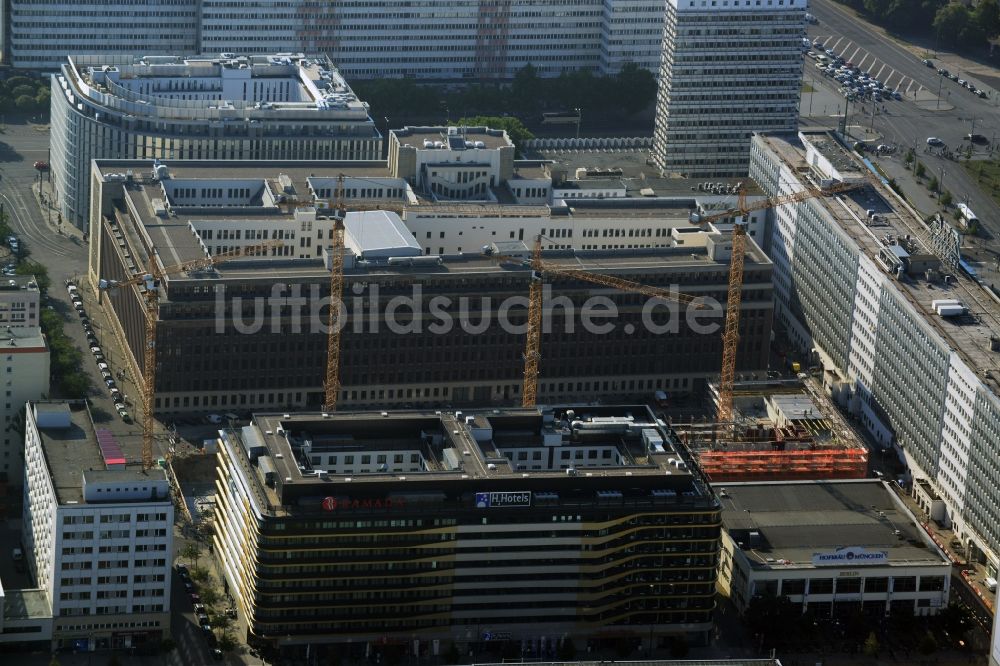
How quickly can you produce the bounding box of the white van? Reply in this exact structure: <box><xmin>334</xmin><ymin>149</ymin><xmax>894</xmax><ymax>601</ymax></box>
<box><xmin>986</xmin><ymin>577</ymin><xmax>997</xmax><ymax>593</ymax></box>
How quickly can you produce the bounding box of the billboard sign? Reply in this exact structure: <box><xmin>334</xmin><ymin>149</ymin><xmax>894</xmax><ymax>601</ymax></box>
<box><xmin>475</xmin><ymin>491</ymin><xmax>531</xmax><ymax>508</ymax></box>
<box><xmin>812</xmin><ymin>546</ymin><xmax>888</xmax><ymax>566</ymax></box>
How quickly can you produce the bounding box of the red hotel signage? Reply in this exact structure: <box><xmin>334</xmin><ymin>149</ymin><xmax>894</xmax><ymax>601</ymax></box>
<box><xmin>322</xmin><ymin>496</ymin><xmax>406</xmax><ymax>512</ymax></box>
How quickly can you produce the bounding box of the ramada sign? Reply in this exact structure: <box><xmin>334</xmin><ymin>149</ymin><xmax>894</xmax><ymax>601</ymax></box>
<box><xmin>322</xmin><ymin>497</ymin><xmax>405</xmax><ymax>512</ymax></box>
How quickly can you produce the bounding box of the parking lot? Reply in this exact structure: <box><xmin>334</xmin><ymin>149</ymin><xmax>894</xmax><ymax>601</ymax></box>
<box><xmin>811</xmin><ymin>34</ymin><xmax>929</xmax><ymax>98</ymax></box>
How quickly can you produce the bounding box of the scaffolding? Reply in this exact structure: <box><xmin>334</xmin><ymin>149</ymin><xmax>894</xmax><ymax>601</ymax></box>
<box><xmin>696</xmin><ymin>446</ymin><xmax>869</xmax><ymax>482</ymax></box>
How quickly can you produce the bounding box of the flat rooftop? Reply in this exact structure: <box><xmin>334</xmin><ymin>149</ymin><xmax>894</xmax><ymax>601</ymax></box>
<box><xmin>0</xmin><ymin>327</ymin><xmax>46</xmax><ymax>351</ymax></box>
<box><xmin>94</xmin><ymin>160</ymin><xmax>771</xmax><ymax>285</ymax></box>
<box><xmin>533</xmin><ymin>149</ymin><xmax>764</xmax><ymax>198</ymax></box>
<box><xmin>32</xmin><ymin>402</ymin><xmax>163</xmax><ymax>505</ymax></box>
<box><xmin>1</xmin><ymin>588</ymin><xmax>51</xmax><ymax>621</ymax></box>
<box><xmin>224</xmin><ymin>405</ymin><xmax>716</xmax><ymax>515</ymax></box>
<box><xmin>393</xmin><ymin>126</ymin><xmax>512</xmax><ymax>151</ymax></box>
<box><xmin>757</xmin><ymin>131</ymin><xmax>1000</xmax><ymax>395</ymax></box>
<box><xmin>720</xmin><ymin>480</ymin><xmax>950</xmax><ymax>569</ymax></box>
<box><xmin>0</xmin><ymin>274</ymin><xmax>39</xmax><ymax>292</ymax></box>
<box><xmin>66</xmin><ymin>53</ymin><xmax>373</xmax><ymax>122</ymax></box>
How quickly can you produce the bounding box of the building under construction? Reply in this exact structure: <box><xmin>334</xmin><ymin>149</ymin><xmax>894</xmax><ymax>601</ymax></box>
<box><xmin>672</xmin><ymin>378</ymin><xmax>868</xmax><ymax>481</ymax></box>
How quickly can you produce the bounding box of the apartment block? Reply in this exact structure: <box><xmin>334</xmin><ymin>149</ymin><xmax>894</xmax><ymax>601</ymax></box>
<box><xmin>21</xmin><ymin>401</ymin><xmax>173</xmax><ymax>651</ymax></box>
<box><xmin>0</xmin><ymin>326</ymin><xmax>49</xmax><ymax>511</ymax></box>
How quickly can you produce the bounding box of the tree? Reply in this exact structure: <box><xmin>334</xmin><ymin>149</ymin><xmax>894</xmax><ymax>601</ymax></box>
<box><xmin>190</xmin><ymin>566</ymin><xmax>211</xmax><ymax>583</ymax></box>
<box><xmin>10</xmin><ymin>85</ymin><xmax>36</xmax><ymax>100</ymax></box>
<box><xmin>181</xmin><ymin>543</ymin><xmax>202</xmax><ymax>567</ymax></box>
<box><xmin>15</xmin><ymin>95</ymin><xmax>35</xmax><ymax>110</ymax></box>
<box><xmin>35</xmin><ymin>89</ymin><xmax>50</xmax><ymax>111</ymax></box>
<box><xmin>937</xmin><ymin>602</ymin><xmax>973</xmax><ymax>639</ymax></box>
<box><xmin>16</xmin><ymin>260</ymin><xmax>50</xmax><ymax>291</ymax></box>
<box><xmin>974</xmin><ymin>0</ymin><xmax>1000</xmax><ymax>37</ymax></box>
<box><xmin>455</xmin><ymin>115</ymin><xmax>534</xmax><ymax>157</ymax></box>
<box><xmin>927</xmin><ymin>175</ymin><xmax>938</xmax><ymax>191</ymax></box>
<box><xmin>510</xmin><ymin>64</ymin><xmax>543</xmax><ymax>116</ymax></box>
<box><xmin>668</xmin><ymin>636</ymin><xmax>689</xmax><ymax>658</ymax></box>
<box><xmin>904</xmin><ymin>148</ymin><xmax>914</xmax><ymax>165</ymax></box>
<box><xmin>934</xmin><ymin>4</ymin><xmax>972</xmax><ymax>48</ymax></box>
<box><xmin>940</xmin><ymin>190</ymin><xmax>953</xmax><ymax>206</ymax></box>
<box><xmin>218</xmin><ymin>633</ymin><xmax>238</xmax><ymax>653</ymax></box>
<box><xmin>209</xmin><ymin>611</ymin><xmax>232</xmax><ymax>637</ymax></box>
<box><xmin>556</xmin><ymin>638</ymin><xmax>577</xmax><ymax>661</ymax></box>
<box><xmin>863</xmin><ymin>631</ymin><xmax>879</xmax><ymax>657</ymax></box>
<box><xmin>614</xmin><ymin>62</ymin><xmax>658</xmax><ymax>115</ymax></box>
<box><xmin>915</xmin><ymin>162</ymin><xmax>926</xmax><ymax>178</ymax></box>
<box><xmin>918</xmin><ymin>631</ymin><xmax>938</xmax><ymax>655</ymax></box>
<box><xmin>199</xmin><ymin>586</ymin><xmax>221</xmax><ymax>608</ymax></box>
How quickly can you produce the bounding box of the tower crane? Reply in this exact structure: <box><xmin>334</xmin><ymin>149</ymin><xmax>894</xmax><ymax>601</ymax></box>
<box><xmin>324</xmin><ymin>176</ymin><xmax>347</xmax><ymax>412</ymax></box>
<box><xmin>100</xmin><ymin>240</ymin><xmax>283</xmax><ymax>470</ymax></box>
<box><xmin>487</xmin><ymin>235</ymin><xmax>710</xmax><ymax>407</ymax></box>
<box><xmin>690</xmin><ymin>180</ymin><xmax>865</xmax><ymax>426</ymax></box>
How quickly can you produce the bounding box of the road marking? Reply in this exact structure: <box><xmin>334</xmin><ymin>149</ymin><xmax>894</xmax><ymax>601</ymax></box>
<box><xmin>905</xmin><ymin>79</ymin><xmax>915</xmax><ymax>94</ymax></box>
<box><xmin>857</xmin><ymin>54</ymin><xmax>871</xmax><ymax>70</ymax></box>
<box><xmin>849</xmin><ymin>46</ymin><xmax>861</xmax><ymax>62</ymax></box>
<box><xmin>831</xmin><ymin>36</ymin><xmax>844</xmax><ymax>50</ymax></box>
<box><xmin>874</xmin><ymin>64</ymin><xmax>887</xmax><ymax>79</ymax></box>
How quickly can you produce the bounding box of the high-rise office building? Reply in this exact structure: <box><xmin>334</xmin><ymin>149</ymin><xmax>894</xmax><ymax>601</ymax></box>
<box><xmin>213</xmin><ymin>405</ymin><xmax>721</xmax><ymax>658</ymax></box>
<box><xmin>4</xmin><ymin>1</ymin><xmax>198</xmax><ymax>70</ymax></box>
<box><xmin>6</xmin><ymin>1</ymin><xmax>664</xmax><ymax>79</ymax></box>
<box><xmin>652</xmin><ymin>0</ymin><xmax>806</xmax><ymax>176</ymax></box>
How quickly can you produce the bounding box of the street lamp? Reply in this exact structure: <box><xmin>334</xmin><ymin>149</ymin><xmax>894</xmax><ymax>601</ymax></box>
<box><xmin>574</xmin><ymin>107</ymin><xmax>582</xmax><ymax>139</ymax></box>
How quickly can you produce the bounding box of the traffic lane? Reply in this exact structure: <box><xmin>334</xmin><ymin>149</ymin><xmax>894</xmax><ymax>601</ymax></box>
<box><xmin>63</xmin><ymin>286</ymin><xmax>142</xmax><ymax>432</ymax></box>
<box><xmin>170</xmin><ymin>571</ymin><xmax>219</xmax><ymax>666</ymax></box>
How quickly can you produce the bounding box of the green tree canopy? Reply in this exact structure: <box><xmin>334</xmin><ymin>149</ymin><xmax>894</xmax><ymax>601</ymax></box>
<box><xmin>455</xmin><ymin>115</ymin><xmax>534</xmax><ymax>157</ymax></box>
<box><xmin>615</xmin><ymin>63</ymin><xmax>658</xmax><ymax>115</ymax></box>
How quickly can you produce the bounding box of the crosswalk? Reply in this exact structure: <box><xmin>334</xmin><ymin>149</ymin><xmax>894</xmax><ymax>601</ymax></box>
<box><xmin>812</xmin><ymin>34</ymin><xmax>924</xmax><ymax>96</ymax></box>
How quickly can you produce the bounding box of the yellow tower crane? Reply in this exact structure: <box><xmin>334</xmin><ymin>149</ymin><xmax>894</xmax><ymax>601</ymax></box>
<box><xmin>100</xmin><ymin>240</ymin><xmax>283</xmax><ymax>470</ymax></box>
<box><xmin>489</xmin><ymin>235</ymin><xmax>709</xmax><ymax>407</ymax></box>
<box><xmin>690</xmin><ymin>180</ymin><xmax>865</xmax><ymax>425</ymax></box>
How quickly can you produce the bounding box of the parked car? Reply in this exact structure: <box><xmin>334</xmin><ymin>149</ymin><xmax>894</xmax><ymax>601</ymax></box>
<box><xmin>190</xmin><ymin>593</ymin><xmax>201</xmax><ymax>603</ymax></box>
<box><xmin>922</xmin><ymin>59</ymin><xmax>934</xmax><ymax>67</ymax></box>
<box><xmin>193</xmin><ymin>603</ymin><xmax>205</xmax><ymax>614</ymax></box>
<box><xmin>98</xmin><ymin>362</ymin><xmax>109</xmax><ymax>371</ymax></box>
<box><xmin>212</xmin><ymin>648</ymin><xmax>224</xmax><ymax>661</ymax></box>
<box><xmin>90</xmin><ymin>346</ymin><xmax>102</xmax><ymax>355</ymax></box>
<box><xmin>200</xmin><ymin>621</ymin><xmax>213</xmax><ymax>634</ymax></box>
<box><xmin>175</xmin><ymin>563</ymin><xmax>188</xmax><ymax>575</ymax></box>
<box><xmin>183</xmin><ymin>580</ymin><xmax>194</xmax><ymax>592</ymax></box>
<box><xmin>118</xmin><ymin>408</ymin><xmax>131</xmax><ymax>423</ymax></box>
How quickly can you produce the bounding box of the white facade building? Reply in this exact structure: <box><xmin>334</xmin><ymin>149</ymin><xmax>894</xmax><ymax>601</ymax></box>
<box><xmin>50</xmin><ymin>53</ymin><xmax>381</xmax><ymax>228</ymax></box>
<box><xmin>653</xmin><ymin>0</ymin><xmax>806</xmax><ymax>176</ymax></box>
<box><xmin>749</xmin><ymin>130</ymin><xmax>1000</xmax><ymax>581</ymax></box>
<box><xmin>21</xmin><ymin>401</ymin><xmax>173</xmax><ymax>652</ymax></box>
<box><xmin>0</xmin><ymin>326</ymin><xmax>49</xmax><ymax>501</ymax></box>
<box><xmin>0</xmin><ymin>275</ymin><xmax>41</xmax><ymax>328</ymax></box>
<box><xmin>4</xmin><ymin>1</ymin><xmax>198</xmax><ymax>70</ymax></box>
<box><xmin>719</xmin><ymin>480</ymin><xmax>952</xmax><ymax>618</ymax></box>
<box><xmin>6</xmin><ymin>2</ymin><xmax>665</xmax><ymax>78</ymax></box>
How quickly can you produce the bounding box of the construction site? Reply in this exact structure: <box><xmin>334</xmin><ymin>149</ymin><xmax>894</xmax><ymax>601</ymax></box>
<box><xmin>671</xmin><ymin>377</ymin><xmax>869</xmax><ymax>482</ymax></box>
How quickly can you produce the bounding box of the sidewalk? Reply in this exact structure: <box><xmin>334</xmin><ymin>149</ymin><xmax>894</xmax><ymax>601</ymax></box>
<box><xmin>31</xmin><ymin>178</ymin><xmax>84</xmax><ymax>242</ymax></box>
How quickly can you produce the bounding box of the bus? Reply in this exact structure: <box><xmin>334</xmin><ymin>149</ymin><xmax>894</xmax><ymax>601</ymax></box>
<box><xmin>957</xmin><ymin>202</ymin><xmax>979</xmax><ymax>233</ymax></box>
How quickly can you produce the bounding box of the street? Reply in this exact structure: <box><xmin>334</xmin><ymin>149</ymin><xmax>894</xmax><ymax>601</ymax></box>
<box><xmin>804</xmin><ymin>0</ymin><xmax>1000</xmax><ymax>289</ymax></box>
